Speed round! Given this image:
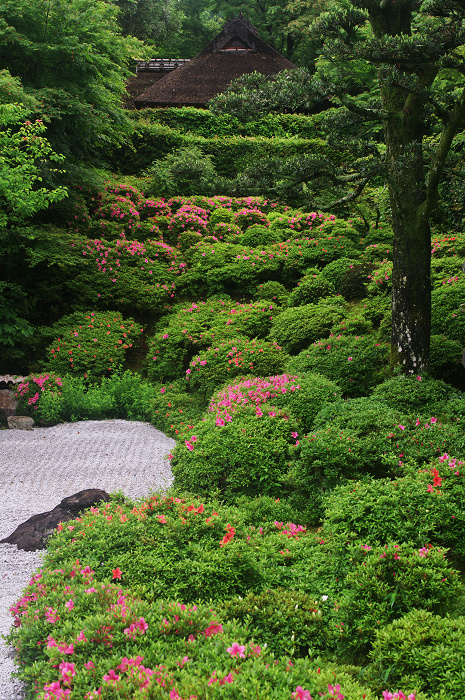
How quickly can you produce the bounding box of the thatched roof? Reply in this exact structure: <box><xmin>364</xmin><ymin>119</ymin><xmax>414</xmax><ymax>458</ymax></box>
<box><xmin>134</xmin><ymin>15</ymin><xmax>296</xmax><ymax>108</ymax></box>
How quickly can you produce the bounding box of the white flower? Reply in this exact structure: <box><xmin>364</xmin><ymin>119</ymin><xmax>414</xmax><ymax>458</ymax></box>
<box><xmin>321</xmin><ymin>595</ymin><xmax>328</xmax><ymax>601</ymax></box>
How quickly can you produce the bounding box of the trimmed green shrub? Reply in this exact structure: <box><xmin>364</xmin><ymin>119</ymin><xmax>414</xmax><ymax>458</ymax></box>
<box><xmin>339</xmin><ymin>262</ymin><xmax>374</xmax><ymax>301</ymax></box>
<box><xmin>270</xmin><ymin>299</ymin><xmax>345</xmax><ymax>354</ymax></box>
<box><xmin>288</xmin><ymin>274</ymin><xmax>336</xmax><ymax>306</ymax></box>
<box><xmin>363</xmin><ymin>242</ymin><xmax>393</xmax><ymax>262</ymax></box>
<box><xmin>337</xmin><ymin>542</ymin><xmax>461</xmax><ymax>658</ymax></box>
<box><xmin>322</xmin><ymin>459</ymin><xmax>465</xmax><ymax>563</ymax></box>
<box><xmin>431</xmin><ymin>278</ymin><xmax>465</xmax><ymax>345</ymax></box>
<box><xmin>286</xmin><ymin>334</ymin><xmax>389</xmax><ymax>397</ymax></box>
<box><xmin>371</xmin><ymin>375</ymin><xmax>454</xmax><ymax>414</ymax></box>
<box><xmin>241</xmin><ymin>224</ymin><xmax>282</xmax><ymax>246</ymax></box>
<box><xmin>170</xmin><ymin>405</ymin><xmax>298</xmax><ymax>499</ymax></box>
<box><xmin>222</xmin><ymin>588</ymin><xmax>324</xmax><ymax>659</ymax></box>
<box><xmin>319</xmin><ymin>257</ymin><xmax>358</xmax><ymax>288</ymax></box>
<box><xmin>366</xmin><ymin>259</ymin><xmax>393</xmax><ymax>296</ymax></box>
<box><xmin>366</xmin><ymin>609</ymin><xmax>465</xmax><ymax>699</ymax></box>
<box><xmin>42</xmin><ymin>311</ymin><xmax>143</xmax><ymax>382</ymax></box>
<box><xmin>146</xmin><ymin>299</ymin><xmax>280</xmax><ymax>382</ymax></box>
<box><xmin>147</xmin><ymin>145</ymin><xmax>218</xmax><ymax>197</ymax></box>
<box><xmin>254</xmin><ymin>280</ymin><xmax>289</xmax><ymax>305</ymax></box>
<box><xmin>429</xmin><ymin>334</ymin><xmax>465</xmax><ymax>389</ymax></box>
<box><xmin>273</xmin><ymin>372</ymin><xmax>342</xmax><ymax>433</ymax></box>
<box><xmin>185</xmin><ymin>338</ymin><xmax>288</xmax><ymax>393</ymax></box>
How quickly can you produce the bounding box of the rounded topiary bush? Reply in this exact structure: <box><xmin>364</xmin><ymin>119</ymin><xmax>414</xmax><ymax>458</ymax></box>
<box><xmin>337</xmin><ymin>542</ymin><xmax>460</xmax><ymax>659</ymax></box>
<box><xmin>270</xmin><ymin>300</ymin><xmax>345</xmax><ymax>354</ymax></box>
<box><xmin>147</xmin><ymin>299</ymin><xmax>280</xmax><ymax>382</ymax></box>
<box><xmin>431</xmin><ymin>279</ymin><xmax>465</xmax><ymax>345</ymax></box>
<box><xmin>366</xmin><ymin>610</ymin><xmax>465</xmax><ymax>700</ymax></box>
<box><xmin>322</xmin><ymin>460</ymin><xmax>465</xmax><ymax>562</ymax></box>
<box><xmin>241</xmin><ymin>224</ymin><xmax>281</xmax><ymax>247</ymax></box>
<box><xmin>43</xmin><ymin>311</ymin><xmax>143</xmax><ymax>382</ymax></box>
<box><xmin>339</xmin><ymin>262</ymin><xmax>374</xmax><ymax>301</ymax></box>
<box><xmin>286</xmin><ymin>334</ymin><xmax>389</xmax><ymax>397</ymax></box>
<box><xmin>429</xmin><ymin>334</ymin><xmax>465</xmax><ymax>389</ymax></box>
<box><xmin>287</xmin><ymin>275</ymin><xmax>335</xmax><ymax>307</ymax></box>
<box><xmin>170</xmin><ymin>404</ymin><xmax>297</xmax><ymax>499</ymax></box>
<box><xmin>319</xmin><ymin>258</ymin><xmax>358</xmax><ymax>289</ymax></box>
<box><xmin>186</xmin><ymin>338</ymin><xmax>288</xmax><ymax>393</ymax></box>
<box><xmin>254</xmin><ymin>281</ymin><xmax>289</xmax><ymax>305</ymax></box>
<box><xmin>273</xmin><ymin>372</ymin><xmax>342</xmax><ymax>433</ymax></box>
<box><xmin>371</xmin><ymin>375</ymin><xmax>454</xmax><ymax>414</ymax></box>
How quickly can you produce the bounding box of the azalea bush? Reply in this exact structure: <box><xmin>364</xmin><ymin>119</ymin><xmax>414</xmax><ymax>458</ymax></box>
<box><xmin>42</xmin><ymin>311</ymin><xmax>143</xmax><ymax>382</ymax></box>
<box><xmin>322</xmin><ymin>455</ymin><xmax>465</xmax><ymax>563</ymax></box>
<box><xmin>14</xmin><ymin>373</ymin><xmax>64</xmax><ymax>426</ymax></box>
<box><xmin>184</xmin><ymin>338</ymin><xmax>288</xmax><ymax>394</ymax></box>
<box><xmin>270</xmin><ymin>299</ymin><xmax>345</xmax><ymax>354</ymax></box>
<box><xmin>146</xmin><ymin>298</ymin><xmax>279</xmax><ymax>382</ymax></box>
<box><xmin>170</xmin><ymin>404</ymin><xmax>298</xmax><ymax>499</ymax></box>
<box><xmin>366</xmin><ymin>609</ymin><xmax>465</xmax><ymax>700</ymax></box>
<box><xmin>287</xmin><ymin>334</ymin><xmax>389</xmax><ymax>397</ymax></box>
<box><xmin>336</xmin><ymin>542</ymin><xmax>461</xmax><ymax>657</ymax></box>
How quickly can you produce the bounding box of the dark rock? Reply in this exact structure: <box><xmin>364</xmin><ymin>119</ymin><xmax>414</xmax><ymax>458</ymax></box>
<box><xmin>0</xmin><ymin>489</ymin><xmax>111</xmax><ymax>551</ymax></box>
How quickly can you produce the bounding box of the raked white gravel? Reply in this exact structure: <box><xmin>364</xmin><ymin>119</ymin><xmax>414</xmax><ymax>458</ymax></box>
<box><xmin>0</xmin><ymin>419</ymin><xmax>175</xmax><ymax>700</ymax></box>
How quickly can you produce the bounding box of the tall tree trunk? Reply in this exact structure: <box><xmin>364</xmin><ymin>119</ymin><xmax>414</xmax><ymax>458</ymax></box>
<box><xmin>379</xmin><ymin>69</ymin><xmax>432</xmax><ymax>374</ymax></box>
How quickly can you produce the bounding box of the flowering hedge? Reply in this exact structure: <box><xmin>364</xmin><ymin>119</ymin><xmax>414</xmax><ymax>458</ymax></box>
<box><xmin>43</xmin><ymin>311</ymin><xmax>143</xmax><ymax>382</ymax></box>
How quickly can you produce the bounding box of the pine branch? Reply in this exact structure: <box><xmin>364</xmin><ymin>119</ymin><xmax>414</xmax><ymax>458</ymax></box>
<box><xmin>425</xmin><ymin>83</ymin><xmax>465</xmax><ymax>215</ymax></box>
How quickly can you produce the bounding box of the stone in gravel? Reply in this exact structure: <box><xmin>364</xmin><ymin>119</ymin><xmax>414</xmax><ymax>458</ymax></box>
<box><xmin>0</xmin><ymin>488</ymin><xmax>111</xmax><ymax>551</ymax></box>
<box><xmin>7</xmin><ymin>416</ymin><xmax>34</xmax><ymax>430</ymax></box>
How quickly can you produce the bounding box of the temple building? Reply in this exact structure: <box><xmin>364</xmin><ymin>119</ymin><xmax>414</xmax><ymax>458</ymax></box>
<box><xmin>134</xmin><ymin>14</ymin><xmax>297</xmax><ymax>109</ymax></box>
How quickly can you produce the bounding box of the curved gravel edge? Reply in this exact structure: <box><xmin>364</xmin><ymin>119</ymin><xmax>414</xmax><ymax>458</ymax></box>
<box><xmin>0</xmin><ymin>419</ymin><xmax>175</xmax><ymax>700</ymax></box>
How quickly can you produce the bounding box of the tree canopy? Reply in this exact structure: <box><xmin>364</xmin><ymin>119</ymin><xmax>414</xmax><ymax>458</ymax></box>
<box><xmin>0</xmin><ymin>0</ymin><xmax>143</xmax><ymax>160</ymax></box>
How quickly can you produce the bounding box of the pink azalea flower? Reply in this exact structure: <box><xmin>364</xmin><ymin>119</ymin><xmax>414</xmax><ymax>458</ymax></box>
<box><xmin>292</xmin><ymin>686</ymin><xmax>312</xmax><ymax>700</ymax></box>
<box><xmin>84</xmin><ymin>661</ymin><xmax>95</xmax><ymax>670</ymax></box>
<box><xmin>59</xmin><ymin>661</ymin><xmax>76</xmax><ymax>683</ymax></box>
<box><xmin>112</xmin><ymin>567</ymin><xmax>122</xmax><ymax>580</ymax></box>
<box><xmin>76</xmin><ymin>631</ymin><xmax>87</xmax><ymax>642</ymax></box>
<box><xmin>65</xmin><ymin>599</ymin><xmax>74</xmax><ymax>610</ymax></box>
<box><xmin>227</xmin><ymin>642</ymin><xmax>246</xmax><ymax>658</ymax></box>
<box><xmin>103</xmin><ymin>669</ymin><xmax>120</xmax><ymax>683</ymax></box>
<box><xmin>203</xmin><ymin>622</ymin><xmax>223</xmax><ymax>637</ymax></box>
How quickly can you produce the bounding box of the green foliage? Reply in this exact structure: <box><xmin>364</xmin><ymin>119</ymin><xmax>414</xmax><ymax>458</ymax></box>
<box><xmin>171</xmin><ymin>405</ymin><xmax>297</xmax><ymax>499</ymax></box>
<box><xmin>0</xmin><ymin>0</ymin><xmax>143</xmax><ymax>160</ymax></box>
<box><xmin>431</xmin><ymin>279</ymin><xmax>465</xmax><ymax>345</ymax></box>
<box><xmin>288</xmin><ymin>274</ymin><xmax>336</xmax><ymax>306</ymax></box>
<box><xmin>208</xmin><ymin>69</ymin><xmax>320</xmax><ymax>121</ymax></box>
<box><xmin>366</xmin><ymin>610</ymin><xmax>465</xmax><ymax>700</ymax></box>
<box><xmin>43</xmin><ymin>311</ymin><xmax>143</xmax><ymax>382</ymax></box>
<box><xmin>339</xmin><ymin>262</ymin><xmax>374</xmax><ymax>301</ymax></box>
<box><xmin>270</xmin><ymin>299</ymin><xmax>345</xmax><ymax>354</ymax></box>
<box><xmin>287</xmin><ymin>334</ymin><xmax>389</xmax><ymax>397</ymax></box>
<box><xmin>274</xmin><ymin>372</ymin><xmax>342</xmax><ymax>434</ymax></box>
<box><xmin>147</xmin><ymin>146</ymin><xmax>219</xmax><ymax>197</ymax></box>
<box><xmin>320</xmin><ymin>257</ymin><xmax>358</xmax><ymax>288</ymax></box>
<box><xmin>371</xmin><ymin>375</ymin><xmax>454</xmax><ymax>414</ymax></box>
<box><xmin>123</xmin><ymin>116</ymin><xmax>339</xmax><ymax>178</ymax></box>
<box><xmin>222</xmin><ymin>588</ymin><xmax>324</xmax><ymax>659</ymax></box>
<box><xmin>14</xmin><ymin>373</ymin><xmax>64</xmax><ymax>426</ymax></box>
<box><xmin>254</xmin><ymin>280</ymin><xmax>289</xmax><ymax>305</ymax></box>
<box><xmin>0</xmin><ymin>81</ymin><xmax>67</xmax><ymax>228</ymax></box>
<box><xmin>137</xmin><ymin>107</ymin><xmax>321</xmax><ymax>139</ymax></box>
<box><xmin>322</xmin><ymin>461</ymin><xmax>465</xmax><ymax>564</ymax></box>
<box><xmin>146</xmin><ymin>298</ymin><xmax>280</xmax><ymax>382</ymax></box>
<box><xmin>337</xmin><ymin>542</ymin><xmax>461</xmax><ymax>657</ymax></box>
<box><xmin>429</xmin><ymin>335</ymin><xmax>465</xmax><ymax>390</ymax></box>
